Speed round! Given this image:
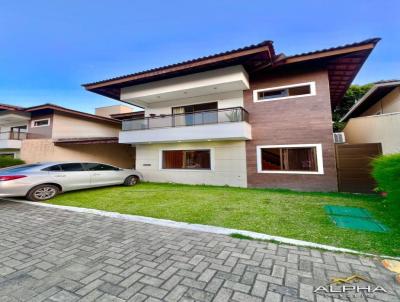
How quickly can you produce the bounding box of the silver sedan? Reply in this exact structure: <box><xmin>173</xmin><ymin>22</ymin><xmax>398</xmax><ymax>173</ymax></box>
<box><xmin>0</xmin><ymin>162</ymin><xmax>143</xmax><ymax>201</ymax></box>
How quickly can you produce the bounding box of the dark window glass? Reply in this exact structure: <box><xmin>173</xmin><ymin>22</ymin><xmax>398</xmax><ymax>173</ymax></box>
<box><xmin>2</xmin><ymin>164</ymin><xmax>42</xmax><ymax>172</ymax></box>
<box><xmin>261</xmin><ymin>147</ymin><xmax>317</xmax><ymax>172</ymax></box>
<box><xmin>59</xmin><ymin>163</ymin><xmax>84</xmax><ymax>172</ymax></box>
<box><xmin>83</xmin><ymin>163</ymin><xmax>119</xmax><ymax>171</ymax></box>
<box><xmin>42</xmin><ymin>165</ymin><xmax>61</xmax><ymax>171</ymax></box>
<box><xmin>172</xmin><ymin>102</ymin><xmax>218</xmax><ymax>126</ymax></box>
<box><xmin>33</xmin><ymin>119</ymin><xmax>49</xmax><ymax>127</ymax></box>
<box><xmin>288</xmin><ymin>85</ymin><xmax>311</xmax><ymax>96</ymax></box>
<box><xmin>162</xmin><ymin>150</ymin><xmax>211</xmax><ymax>170</ymax></box>
<box><xmin>258</xmin><ymin>84</ymin><xmax>311</xmax><ymax>100</ymax></box>
<box><xmin>0</xmin><ymin>153</ymin><xmax>15</xmax><ymax>159</ymax></box>
<box><xmin>172</xmin><ymin>102</ymin><xmax>218</xmax><ymax>115</ymax></box>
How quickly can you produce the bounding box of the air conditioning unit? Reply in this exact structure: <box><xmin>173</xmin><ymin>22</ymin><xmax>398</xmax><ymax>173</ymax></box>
<box><xmin>333</xmin><ymin>132</ymin><xmax>346</xmax><ymax>144</ymax></box>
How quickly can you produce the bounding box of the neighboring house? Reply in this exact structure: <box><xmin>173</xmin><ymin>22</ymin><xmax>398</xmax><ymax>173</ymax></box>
<box><xmin>95</xmin><ymin>105</ymin><xmax>145</xmax><ymax>121</ymax></box>
<box><xmin>0</xmin><ymin>103</ymin><xmax>135</xmax><ymax>167</ymax></box>
<box><xmin>341</xmin><ymin>80</ymin><xmax>400</xmax><ymax>154</ymax></box>
<box><xmin>83</xmin><ymin>38</ymin><xmax>379</xmax><ymax>191</ymax></box>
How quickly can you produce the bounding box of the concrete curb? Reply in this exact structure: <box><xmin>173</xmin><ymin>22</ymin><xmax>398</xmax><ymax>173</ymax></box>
<box><xmin>3</xmin><ymin>198</ymin><xmax>399</xmax><ymax>260</ymax></box>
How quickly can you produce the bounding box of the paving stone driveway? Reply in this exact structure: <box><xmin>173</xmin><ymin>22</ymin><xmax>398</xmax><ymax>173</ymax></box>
<box><xmin>0</xmin><ymin>201</ymin><xmax>399</xmax><ymax>302</ymax></box>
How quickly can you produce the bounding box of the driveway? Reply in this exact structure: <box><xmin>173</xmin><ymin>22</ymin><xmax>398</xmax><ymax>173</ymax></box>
<box><xmin>0</xmin><ymin>201</ymin><xmax>398</xmax><ymax>302</ymax></box>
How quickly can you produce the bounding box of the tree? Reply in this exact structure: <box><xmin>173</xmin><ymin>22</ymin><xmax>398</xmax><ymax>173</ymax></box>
<box><xmin>333</xmin><ymin>83</ymin><xmax>373</xmax><ymax>132</ymax></box>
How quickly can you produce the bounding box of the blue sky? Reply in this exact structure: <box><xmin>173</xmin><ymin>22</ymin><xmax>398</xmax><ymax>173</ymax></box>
<box><xmin>1</xmin><ymin>0</ymin><xmax>399</xmax><ymax>113</ymax></box>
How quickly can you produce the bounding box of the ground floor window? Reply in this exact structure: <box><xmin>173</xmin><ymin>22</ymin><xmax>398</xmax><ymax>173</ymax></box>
<box><xmin>257</xmin><ymin>144</ymin><xmax>323</xmax><ymax>174</ymax></box>
<box><xmin>0</xmin><ymin>153</ymin><xmax>15</xmax><ymax>159</ymax></box>
<box><xmin>162</xmin><ymin>149</ymin><xmax>211</xmax><ymax>170</ymax></box>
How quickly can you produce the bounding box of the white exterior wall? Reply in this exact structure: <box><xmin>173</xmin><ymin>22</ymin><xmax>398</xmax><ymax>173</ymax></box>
<box><xmin>144</xmin><ymin>90</ymin><xmax>244</xmax><ymax>116</ymax></box>
<box><xmin>136</xmin><ymin>141</ymin><xmax>247</xmax><ymax>187</ymax></box>
<box><xmin>344</xmin><ymin>112</ymin><xmax>400</xmax><ymax>154</ymax></box>
<box><xmin>120</xmin><ymin>66</ymin><xmax>249</xmax><ymax>107</ymax></box>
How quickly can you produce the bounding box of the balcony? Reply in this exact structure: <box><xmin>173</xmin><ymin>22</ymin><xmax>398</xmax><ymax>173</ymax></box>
<box><xmin>0</xmin><ymin>131</ymin><xmax>29</xmax><ymax>149</ymax></box>
<box><xmin>120</xmin><ymin>107</ymin><xmax>252</xmax><ymax>144</ymax></box>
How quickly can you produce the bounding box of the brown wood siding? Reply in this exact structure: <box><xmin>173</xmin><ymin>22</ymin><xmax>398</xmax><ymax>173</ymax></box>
<box><xmin>27</xmin><ymin>114</ymin><xmax>53</xmax><ymax>139</ymax></box>
<box><xmin>336</xmin><ymin>143</ymin><xmax>382</xmax><ymax>193</ymax></box>
<box><xmin>244</xmin><ymin>68</ymin><xmax>338</xmax><ymax>191</ymax></box>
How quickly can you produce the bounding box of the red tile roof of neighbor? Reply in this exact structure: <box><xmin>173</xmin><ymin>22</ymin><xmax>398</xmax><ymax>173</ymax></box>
<box><xmin>0</xmin><ymin>103</ymin><xmax>121</xmax><ymax>124</ymax></box>
<box><xmin>83</xmin><ymin>38</ymin><xmax>380</xmax><ymax>109</ymax></box>
<box><xmin>0</xmin><ymin>103</ymin><xmax>25</xmax><ymax>111</ymax></box>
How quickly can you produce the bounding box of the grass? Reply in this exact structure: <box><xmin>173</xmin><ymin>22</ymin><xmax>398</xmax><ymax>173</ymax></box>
<box><xmin>47</xmin><ymin>182</ymin><xmax>400</xmax><ymax>256</ymax></box>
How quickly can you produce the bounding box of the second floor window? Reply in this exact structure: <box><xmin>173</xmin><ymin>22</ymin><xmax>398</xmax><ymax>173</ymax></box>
<box><xmin>32</xmin><ymin>118</ymin><xmax>50</xmax><ymax>127</ymax></box>
<box><xmin>254</xmin><ymin>82</ymin><xmax>316</xmax><ymax>102</ymax></box>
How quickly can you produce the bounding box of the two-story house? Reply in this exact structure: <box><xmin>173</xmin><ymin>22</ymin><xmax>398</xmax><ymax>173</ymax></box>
<box><xmin>341</xmin><ymin>80</ymin><xmax>400</xmax><ymax>154</ymax></box>
<box><xmin>83</xmin><ymin>38</ymin><xmax>379</xmax><ymax>191</ymax></box>
<box><xmin>0</xmin><ymin>103</ymin><xmax>135</xmax><ymax>167</ymax></box>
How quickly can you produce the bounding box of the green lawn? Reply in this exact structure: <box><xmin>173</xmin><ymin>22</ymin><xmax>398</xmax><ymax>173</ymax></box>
<box><xmin>47</xmin><ymin>182</ymin><xmax>400</xmax><ymax>256</ymax></box>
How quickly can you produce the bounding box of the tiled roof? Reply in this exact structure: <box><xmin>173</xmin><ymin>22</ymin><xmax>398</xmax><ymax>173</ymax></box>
<box><xmin>286</xmin><ymin>38</ymin><xmax>380</xmax><ymax>59</ymax></box>
<box><xmin>0</xmin><ymin>102</ymin><xmax>120</xmax><ymax>124</ymax></box>
<box><xmin>0</xmin><ymin>103</ymin><xmax>25</xmax><ymax>110</ymax></box>
<box><xmin>24</xmin><ymin>103</ymin><xmax>121</xmax><ymax>124</ymax></box>
<box><xmin>373</xmin><ymin>79</ymin><xmax>400</xmax><ymax>85</ymax></box>
<box><xmin>82</xmin><ymin>41</ymin><xmax>274</xmax><ymax>87</ymax></box>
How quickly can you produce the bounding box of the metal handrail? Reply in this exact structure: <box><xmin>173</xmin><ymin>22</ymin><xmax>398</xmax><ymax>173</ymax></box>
<box><xmin>122</xmin><ymin>107</ymin><xmax>249</xmax><ymax>131</ymax></box>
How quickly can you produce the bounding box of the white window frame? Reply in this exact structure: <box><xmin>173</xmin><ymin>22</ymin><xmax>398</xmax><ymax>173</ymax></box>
<box><xmin>31</xmin><ymin>118</ymin><xmax>50</xmax><ymax>128</ymax></box>
<box><xmin>253</xmin><ymin>82</ymin><xmax>316</xmax><ymax>103</ymax></box>
<box><xmin>256</xmin><ymin>143</ymin><xmax>324</xmax><ymax>175</ymax></box>
<box><xmin>159</xmin><ymin>147</ymin><xmax>215</xmax><ymax>171</ymax></box>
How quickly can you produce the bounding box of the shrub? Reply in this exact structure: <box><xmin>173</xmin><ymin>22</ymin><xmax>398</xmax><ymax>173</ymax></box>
<box><xmin>0</xmin><ymin>157</ymin><xmax>25</xmax><ymax>168</ymax></box>
<box><xmin>371</xmin><ymin>153</ymin><xmax>400</xmax><ymax>201</ymax></box>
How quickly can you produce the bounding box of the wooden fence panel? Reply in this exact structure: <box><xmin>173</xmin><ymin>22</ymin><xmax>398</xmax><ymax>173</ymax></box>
<box><xmin>336</xmin><ymin>143</ymin><xmax>382</xmax><ymax>193</ymax></box>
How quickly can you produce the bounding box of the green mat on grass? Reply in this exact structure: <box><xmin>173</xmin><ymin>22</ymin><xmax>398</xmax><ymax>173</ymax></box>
<box><xmin>329</xmin><ymin>215</ymin><xmax>389</xmax><ymax>233</ymax></box>
<box><xmin>324</xmin><ymin>205</ymin><xmax>388</xmax><ymax>233</ymax></box>
<box><xmin>324</xmin><ymin>205</ymin><xmax>372</xmax><ymax>218</ymax></box>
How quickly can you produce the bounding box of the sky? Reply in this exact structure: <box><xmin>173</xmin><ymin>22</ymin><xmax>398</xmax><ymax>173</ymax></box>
<box><xmin>1</xmin><ymin>0</ymin><xmax>399</xmax><ymax>113</ymax></box>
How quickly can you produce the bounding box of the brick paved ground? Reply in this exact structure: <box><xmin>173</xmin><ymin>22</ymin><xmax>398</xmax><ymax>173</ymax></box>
<box><xmin>0</xmin><ymin>201</ymin><xmax>399</xmax><ymax>302</ymax></box>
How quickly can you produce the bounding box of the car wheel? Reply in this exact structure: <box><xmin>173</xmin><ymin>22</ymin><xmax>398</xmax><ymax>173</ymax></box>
<box><xmin>27</xmin><ymin>184</ymin><xmax>60</xmax><ymax>201</ymax></box>
<box><xmin>124</xmin><ymin>175</ymin><xmax>139</xmax><ymax>186</ymax></box>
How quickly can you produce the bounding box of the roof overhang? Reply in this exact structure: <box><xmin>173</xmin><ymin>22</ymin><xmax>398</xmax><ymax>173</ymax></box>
<box><xmin>25</xmin><ymin>104</ymin><xmax>121</xmax><ymax>125</ymax></box>
<box><xmin>340</xmin><ymin>80</ymin><xmax>400</xmax><ymax>122</ymax></box>
<box><xmin>82</xmin><ymin>41</ymin><xmax>275</xmax><ymax>101</ymax></box>
<box><xmin>54</xmin><ymin>137</ymin><xmax>119</xmax><ymax>145</ymax></box>
<box><xmin>82</xmin><ymin>38</ymin><xmax>380</xmax><ymax>110</ymax></box>
<box><xmin>120</xmin><ymin>65</ymin><xmax>250</xmax><ymax>107</ymax></box>
<box><xmin>273</xmin><ymin>38</ymin><xmax>380</xmax><ymax>109</ymax></box>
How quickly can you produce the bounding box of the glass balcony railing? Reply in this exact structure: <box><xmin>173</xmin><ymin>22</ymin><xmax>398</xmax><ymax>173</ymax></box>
<box><xmin>0</xmin><ymin>131</ymin><xmax>29</xmax><ymax>140</ymax></box>
<box><xmin>122</xmin><ymin>107</ymin><xmax>249</xmax><ymax>131</ymax></box>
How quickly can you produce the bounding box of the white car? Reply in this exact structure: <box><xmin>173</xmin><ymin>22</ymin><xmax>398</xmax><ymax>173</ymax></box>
<box><xmin>0</xmin><ymin>162</ymin><xmax>143</xmax><ymax>201</ymax></box>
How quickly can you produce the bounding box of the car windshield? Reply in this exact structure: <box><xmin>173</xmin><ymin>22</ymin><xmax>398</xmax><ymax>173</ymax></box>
<box><xmin>0</xmin><ymin>164</ymin><xmax>43</xmax><ymax>173</ymax></box>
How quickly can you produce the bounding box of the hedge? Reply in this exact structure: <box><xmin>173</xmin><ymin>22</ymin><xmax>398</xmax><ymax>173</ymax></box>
<box><xmin>0</xmin><ymin>157</ymin><xmax>25</xmax><ymax>168</ymax></box>
<box><xmin>372</xmin><ymin>153</ymin><xmax>400</xmax><ymax>201</ymax></box>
